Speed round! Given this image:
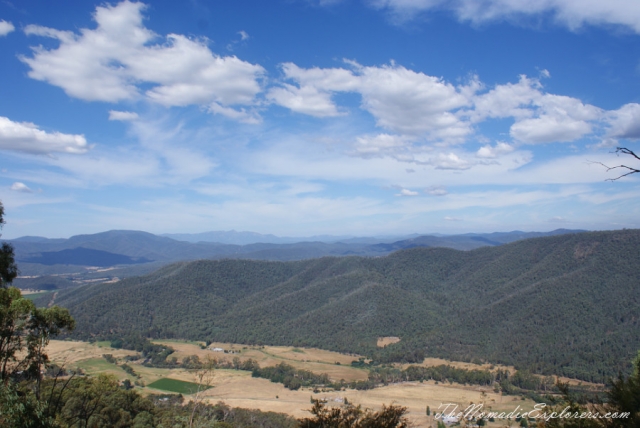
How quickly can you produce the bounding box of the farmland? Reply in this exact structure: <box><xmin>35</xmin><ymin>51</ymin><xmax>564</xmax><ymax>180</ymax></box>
<box><xmin>46</xmin><ymin>339</ymin><xmax>539</xmax><ymax>426</ymax></box>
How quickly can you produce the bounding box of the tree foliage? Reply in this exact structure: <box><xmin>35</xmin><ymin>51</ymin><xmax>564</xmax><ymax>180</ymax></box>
<box><xmin>0</xmin><ymin>202</ymin><xmax>18</xmax><ymax>287</ymax></box>
<box><xmin>546</xmin><ymin>353</ymin><xmax>640</xmax><ymax>428</ymax></box>
<box><xmin>0</xmin><ymin>287</ymin><xmax>75</xmax><ymax>389</ymax></box>
<box><xmin>298</xmin><ymin>399</ymin><xmax>409</xmax><ymax>428</ymax></box>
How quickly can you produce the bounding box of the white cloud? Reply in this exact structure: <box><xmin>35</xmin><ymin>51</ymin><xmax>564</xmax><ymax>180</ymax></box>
<box><xmin>0</xmin><ymin>116</ymin><xmax>88</xmax><ymax>155</ymax></box>
<box><xmin>605</xmin><ymin>103</ymin><xmax>640</xmax><ymax>139</ymax></box>
<box><xmin>272</xmin><ymin>61</ymin><xmax>474</xmax><ymax>139</ymax></box>
<box><xmin>21</xmin><ymin>1</ymin><xmax>264</xmax><ymax>120</ymax></box>
<box><xmin>108</xmin><ymin>110</ymin><xmax>139</xmax><ymax>121</ymax></box>
<box><xmin>397</xmin><ymin>188</ymin><xmax>419</xmax><ymax>196</ymax></box>
<box><xmin>369</xmin><ymin>0</ymin><xmax>640</xmax><ymax>33</ymax></box>
<box><xmin>357</xmin><ymin>63</ymin><xmax>474</xmax><ymax>137</ymax></box>
<box><xmin>267</xmin><ymin>63</ymin><xmax>358</xmax><ymax>117</ymax></box>
<box><xmin>476</xmin><ymin>142</ymin><xmax>514</xmax><ymax>159</ymax></box>
<box><xmin>10</xmin><ymin>182</ymin><xmax>33</xmax><ymax>193</ymax></box>
<box><xmin>268</xmin><ymin>84</ymin><xmax>342</xmax><ymax>117</ymax></box>
<box><xmin>510</xmin><ymin>115</ymin><xmax>593</xmax><ymax>143</ymax></box>
<box><xmin>238</xmin><ymin>30</ymin><xmax>249</xmax><ymax>41</ymax></box>
<box><xmin>425</xmin><ymin>186</ymin><xmax>448</xmax><ymax>196</ymax></box>
<box><xmin>470</xmin><ymin>75</ymin><xmax>541</xmax><ymax>122</ymax></box>
<box><xmin>274</xmin><ymin>63</ymin><xmax>608</xmax><ymax>148</ymax></box>
<box><xmin>278</xmin><ymin>62</ymin><xmax>359</xmax><ymax>91</ymax></box>
<box><xmin>433</xmin><ymin>152</ymin><xmax>472</xmax><ymax>170</ymax></box>
<box><xmin>471</xmin><ymin>76</ymin><xmax>601</xmax><ymax>144</ymax></box>
<box><xmin>208</xmin><ymin>103</ymin><xmax>261</xmax><ymax>124</ymax></box>
<box><xmin>444</xmin><ymin>216</ymin><xmax>462</xmax><ymax>221</ymax></box>
<box><xmin>0</xmin><ymin>20</ymin><xmax>15</xmax><ymax>36</ymax></box>
<box><xmin>351</xmin><ymin>133</ymin><xmax>412</xmax><ymax>158</ymax></box>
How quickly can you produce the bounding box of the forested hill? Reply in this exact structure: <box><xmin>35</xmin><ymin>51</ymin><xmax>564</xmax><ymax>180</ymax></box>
<box><xmin>50</xmin><ymin>229</ymin><xmax>640</xmax><ymax>383</ymax></box>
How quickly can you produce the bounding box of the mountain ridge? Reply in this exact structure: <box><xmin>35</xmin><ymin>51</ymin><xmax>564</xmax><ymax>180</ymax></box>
<box><xmin>47</xmin><ymin>228</ymin><xmax>640</xmax><ymax>383</ymax></box>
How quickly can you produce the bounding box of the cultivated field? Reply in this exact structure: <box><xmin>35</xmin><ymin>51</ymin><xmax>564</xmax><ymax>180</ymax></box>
<box><xmin>47</xmin><ymin>339</ymin><xmax>538</xmax><ymax>426</ymax></box>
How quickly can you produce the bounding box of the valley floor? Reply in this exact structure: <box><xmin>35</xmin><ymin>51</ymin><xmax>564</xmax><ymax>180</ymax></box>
<box><xmin>46</xmin><ymin>339</ymin><xmax>542</xmax><ymax>427</ymax></box>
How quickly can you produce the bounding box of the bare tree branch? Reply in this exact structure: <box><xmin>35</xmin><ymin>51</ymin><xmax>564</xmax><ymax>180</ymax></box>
<box><xmin>592</xmin><ymin>147</ymin><xmax>640</xmax><ymax>181</ymax></box>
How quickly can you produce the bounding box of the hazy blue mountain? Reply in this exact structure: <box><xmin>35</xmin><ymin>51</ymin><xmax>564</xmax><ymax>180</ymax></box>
<box><xmin>160</xmin><ymin>230</ymin><xmax>408</xmax><ymax>245</ymax></box>
<box><xmin>22</xmin><ymin>247</ymin><xmax>152</xmax><ymax>267</ymax></box>
<box><xmin>6</xmin><ymin>228</ymin><xmax>586</xmax><ymax>280</ymax></box>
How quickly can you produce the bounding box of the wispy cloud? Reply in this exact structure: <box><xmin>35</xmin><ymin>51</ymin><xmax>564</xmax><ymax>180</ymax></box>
<box><xmin>108</xmin><ymin>111</ymin><xmax>139</xmax><ymax>121</ymax></box>
<box><xmin>369</xmin><ymin>0</ymin><xmax>640</xmax><ymax>33</ymax></box>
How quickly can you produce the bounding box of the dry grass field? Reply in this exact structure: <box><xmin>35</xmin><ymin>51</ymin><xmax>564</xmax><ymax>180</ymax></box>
<box><xmin>154</xmin><ymin>340</ymin><xmax>368</xmax><ymax>382</ymax></box>
<box><xmin>46</xmin><ymin>339</ymin><xmax>540</xmax><ymax>427</ymax></box>
<box><xmin>198</xmin><ymin>369</ymin><xmax>536</xmax><ymax>426</ymax></box>
<box><xmin>377</xmin><ymin>336</ymin><xmax>401</xmax><ymax>347</ymax></box>
<box><xmin>46</xmin><ymin>340</ymin><xmax>138</xmax><ymax>365</ymax></box>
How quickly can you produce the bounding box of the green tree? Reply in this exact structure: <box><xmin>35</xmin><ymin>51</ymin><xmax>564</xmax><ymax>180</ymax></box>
<box><xmin>546</xmin><ymin>352</ymin><xmax>640</xmax><ymax>428</ymax></box>
<box><xmin>298</xmin><ymin>399</ymin><xmax>409</xmax><ymax>427</ymax></box>
<box><xmin>600</xmin><ymin>352</ymin><xmax>640</xmax><ymax>428</ymax></box>
<box><xmin>0</xmin><ymin>202</ymin><xmax>18</xmax><ymax>287</ymax></box>
<box><xmin>0</xmin><ymin>286</ymin><xmax>75</xmax><ymax>388</ymax></box>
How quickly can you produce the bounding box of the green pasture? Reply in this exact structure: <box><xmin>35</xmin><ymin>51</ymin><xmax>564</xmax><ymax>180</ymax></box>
<box><xmin>147</xmin><ymin>378</ymin><xmax>211</xmax><ymax>394</ymax></box>
<box><xmin>23</xmin><ymin>291</ymin><xmax>53</xmax><ymax>301</ymax></box>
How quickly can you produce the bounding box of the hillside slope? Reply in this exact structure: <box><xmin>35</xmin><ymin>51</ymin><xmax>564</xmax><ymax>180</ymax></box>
<box><xmin>50</xmin><ymin>229</ymin><xmax>640</xmax><ymax>382</ymax></box>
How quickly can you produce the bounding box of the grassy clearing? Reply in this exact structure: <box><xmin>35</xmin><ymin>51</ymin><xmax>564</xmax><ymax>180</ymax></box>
<box><xmin>376</xmin><ymin>336</ymin><xmax>400</xmax><ymax>347</ymax></box>
<box><xmin>152</xmin><ymin>340</ymin><xmax>368</xmax><ymax>382</ymax></box>
<box><xmin>147</xmin><ymin>378</ymin><xmax>211</xmax><ymax>394</ymax></box>
<box><xmin>23</xmin><ymin>291</ymin><xmax>53</xmax><ymax>300</ymax></box>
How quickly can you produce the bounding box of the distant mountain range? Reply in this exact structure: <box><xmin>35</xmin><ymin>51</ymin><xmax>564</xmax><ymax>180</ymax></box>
<box><xmin>6</xmin><ymin>228</ymin><xmax>584</xmax><ymax>287</ymax></box>
<box><xmin>160</xmin><ymin>230</ymin><xmax>376</xmax><ymax>245</ymax></box>
<box><xmin>48</xmin><ymin>228</ymin><xmax>640</xmax><ymax>383</ymax></box>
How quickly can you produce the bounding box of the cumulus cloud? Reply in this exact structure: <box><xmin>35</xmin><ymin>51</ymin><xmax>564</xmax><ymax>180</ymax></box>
<box><xmin>476</xmin><ymin>142</ymin><xmax>515</xmax><ymax>158</ymax></box>
<box><xmin>274</xmin><ymin>61</ymin><xmax>608</xmax><ymax>153</ymax></box>
<box><xmin>470</xmin><ymin>75</ymin><xmax>542</xmax><ymax>122</ymax></box>
<box><xmin>108</xmin><ymin>110</ymin><xmax>139</xmax><ymax>121</ymax></box>
<box><xmin>0</xmin><ymin>116</ymin><xmax>88</xmax><ymax>155</ymax></box>
<box><xmin>510</xmin><ymin>114</ymin><xmax>593</xmax><ymax>143</ymax></box>
<box><xmin>268</xmin><ymin>84</ymin><xmax>342</xmax><ymax>117</ymax></box>
<box><xmin>369</xmin><ymin>0</ymin><xmax>640</xmax><ymax>33</ymax></box>
<box><xmin>512</xmin><ymin>94</ymin><xmax>601</xmax><ymax>143</ymax></box>
<box><xmin>605</xmin><ymin>103</ymin><xmax>640</xmax><ymax>139</ymax></box>
<box><xmin>470</xmin><ymin>76</ymin><xmax>601</xmax><ymax>144</ymax></box>
<box><xmin>271</xmin><ymin>61</ymin><xmax>474</xmax><ymax>139</ymax></box>
<box><xmin>0</xmin><ymin>20</ymin><xmax>15</xmax><ymax>36</ymax></box>
<box><xmin>10</xmin><ymin>182</ymin><xmax>33</xmax><ymax>193</ymax></box>
<box><xmin>267</xmin><ymin>63</ymin><xmax>358</xmax><ymax>117</ymax></box>
<box><xmin>21</xmin><ymin>1</ymin><xmax>264</xmax><ymax>120</ymax></box>
<box><xmin>357</xmin><ymin>63</ymin><xmax>475</xmax><ymax>137</ymax></box>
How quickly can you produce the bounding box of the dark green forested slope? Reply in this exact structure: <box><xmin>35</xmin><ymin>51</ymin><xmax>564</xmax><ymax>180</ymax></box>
<box><xmin>49</xmin><ymin>229</ymin><xmax>640</xmax><ymax>382</ymax></box>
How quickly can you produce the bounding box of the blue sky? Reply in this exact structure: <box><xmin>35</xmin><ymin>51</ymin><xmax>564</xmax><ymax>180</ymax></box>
<box><xmin>1</xmin><ymin>0</ymin><xmax>640</xmax><ymax>239</ymax></box>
